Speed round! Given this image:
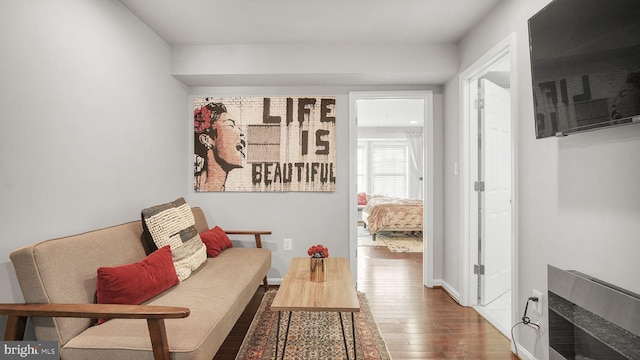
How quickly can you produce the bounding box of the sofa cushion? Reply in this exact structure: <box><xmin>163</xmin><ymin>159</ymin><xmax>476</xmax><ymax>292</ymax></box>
<box><xmin>61</xmin><ymin>247</ymin><xmax>271</xmax><ymax>360</ymax></box>
<box><xmin>200</xmin><ymin>226</ymin><xmax>233</xmax><ymax>257</ymax></box>
<box><xmin>96</xmin><ymin>245</ymin><xmax>178</xmax><ymax>324</ymax></box>
<box><xmin>141</xmin><ymin>198</ymin><xmax>207</xmax><ymax>281</ymax></box>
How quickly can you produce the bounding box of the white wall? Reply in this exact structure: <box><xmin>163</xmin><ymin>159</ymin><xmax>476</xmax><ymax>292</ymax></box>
<box><xmin>0</xmin><ymin>0</ymin><xmax>189</xmax><ymax>312</ymax></box>
<box><xmin>444</xmin><ymin>1</ymin><xmax>640</xmax><ymax>359</ymax></box>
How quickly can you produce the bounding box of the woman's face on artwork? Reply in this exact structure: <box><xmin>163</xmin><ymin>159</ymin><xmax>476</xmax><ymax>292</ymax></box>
<box><xmin>211</xmin><ymin>112</ymin><xmax>245</xmax><ymax>169</ymax></box>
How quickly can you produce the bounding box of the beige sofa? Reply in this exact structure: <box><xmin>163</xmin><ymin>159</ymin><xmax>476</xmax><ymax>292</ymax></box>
<box><xmin>0</xmin><ymin>207</ymin><xmax>271</xmax><ymax>360</ymax></box>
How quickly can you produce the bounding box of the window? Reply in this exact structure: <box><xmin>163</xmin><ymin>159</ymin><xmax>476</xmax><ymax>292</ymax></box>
<box><xmin>358</xmin><ymin>140</ymin><xmax>408</xmax><ymax>198</ymax></box>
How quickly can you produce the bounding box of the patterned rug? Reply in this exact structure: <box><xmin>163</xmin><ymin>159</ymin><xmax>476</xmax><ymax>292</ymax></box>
<box><xmin>236</xmin><ymin>290</ymin><xmax>391</xmax><ymax>360</ymax></box>
<box><xmin>358</xmin><ymin>226</ymin><xmax>423</xmax><ymax>253</ymax></box>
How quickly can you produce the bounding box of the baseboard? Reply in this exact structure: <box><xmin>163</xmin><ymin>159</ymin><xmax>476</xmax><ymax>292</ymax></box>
<box><xmin>473</xmin><ymin>305</ymin><xmax>510</xmax><ymax>338</ymax></box>
<box><xmin>434</xmin><ymin>279</ymin><xmax>462</xmax><ymax>304</ymax></box>
<box><xmin>433</xmin><ymin>280</ymin><xmax>540</xmax><ymax>359</ymax></box>
<box><xmin>268</xmin><ymin>277</ymin><xmax>283</xmax><ymax>286</ymax></box>
<box><xmin>512</xmin><ymin>343</ymin><xmax>536</xmax><ymax>360</ymax></box>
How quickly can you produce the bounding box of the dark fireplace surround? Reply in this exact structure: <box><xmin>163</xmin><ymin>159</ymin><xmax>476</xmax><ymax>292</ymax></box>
<box><xmin>548</xmin><ymin>265</ymin><xmax>640</xmax><ymax>360</ymax></box>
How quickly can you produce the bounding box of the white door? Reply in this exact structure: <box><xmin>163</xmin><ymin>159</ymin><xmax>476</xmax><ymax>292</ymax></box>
<box><xmin>480</xmin><ymin>78</ymin><xmax>512</xmax><ymax>306</ymax></box>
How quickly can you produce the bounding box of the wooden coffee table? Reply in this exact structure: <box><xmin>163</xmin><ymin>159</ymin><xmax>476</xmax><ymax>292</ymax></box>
<box><xmin>271</xmin><ymin>257</ymin><xmax>360</xmax><ymax>359</ymax></box>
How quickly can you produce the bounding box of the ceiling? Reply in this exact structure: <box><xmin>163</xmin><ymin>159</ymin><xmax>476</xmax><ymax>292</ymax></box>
<box><xmin>117</xmin><ymin>1</ymin><xmax>504</xmax><ymax>125</ymax></box>
<box><xmin>357</xmin><ymin>99</ymin><xmax>425</xmax><ymax>128</ymax></box>
<box><xmin>119</xmin><ymin>0</ymin><xmax>503</xmax><ymax>46</ymax></box>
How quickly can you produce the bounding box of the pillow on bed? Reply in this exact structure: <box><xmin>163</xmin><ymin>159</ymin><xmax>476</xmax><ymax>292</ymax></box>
<box><xmin>366</xmin><ymin>193</ymin><xmax>385</xmax><ymax>202</ymax></box>
<box><xmin>357</xmin><ymin>192</ymin><xmax>367</xmax><ymax>205</ymax></box>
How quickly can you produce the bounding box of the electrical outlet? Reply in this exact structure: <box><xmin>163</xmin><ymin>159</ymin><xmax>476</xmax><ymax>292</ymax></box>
<box><xmin>532</xmin><ymin>290</ymin><xmax>543</xmax><ymax>314</ymax></box>
<box><xmin>283</xmin><ymin>238</ymin><xmax>293</xmax><ymax>251</ymax></box>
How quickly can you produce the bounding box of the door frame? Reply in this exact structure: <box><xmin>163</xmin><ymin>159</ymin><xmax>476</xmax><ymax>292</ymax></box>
<box><xmin>348</xmin><ymin>90</ymin><xmax>434</xmax><ymax>287</ymax></box>
<box><xmin>459</xmin><ymin>33</ymin><xmax>519</xmax><ymax>316</ymax></box>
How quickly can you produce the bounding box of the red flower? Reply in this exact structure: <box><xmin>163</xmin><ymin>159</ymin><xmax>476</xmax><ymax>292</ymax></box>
<box><xmin>194</xmin><ymin>106</ymin><xmax>212</xmax><ymax>134</ymax></box>
<box><xmin>308</xmin><ymin>244</ymin><xmax>329</xmax><ymax>258</ymax></box>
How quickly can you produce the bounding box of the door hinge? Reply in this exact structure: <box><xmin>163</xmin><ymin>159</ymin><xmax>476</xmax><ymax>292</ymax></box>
<box><xmin>474</xmin><ymin>264</ymin><xmax>485</xmax><ymax>275</ymax></box>
<box><xmin>474</xmin><ymin>98</ymin><xmax>485</xmax><ymax>110</ymax></box>
<box><xmin>474</xmin><ymin>181</ymin><xmax>485</xmax><ymax>192</ymax></box>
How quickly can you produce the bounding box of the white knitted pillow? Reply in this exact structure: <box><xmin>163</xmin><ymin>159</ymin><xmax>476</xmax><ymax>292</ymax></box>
<box><xmin>141</xmin><ymin>198</ymin><xmax>207</xmax><ymax>281</ymax></box>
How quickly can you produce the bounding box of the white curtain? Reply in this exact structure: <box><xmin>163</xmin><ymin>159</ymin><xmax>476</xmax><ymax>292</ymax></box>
<box><xmin>404</xmin><ymin>130</ymin><xmax>424</xmax><ymax>199</ymax></box>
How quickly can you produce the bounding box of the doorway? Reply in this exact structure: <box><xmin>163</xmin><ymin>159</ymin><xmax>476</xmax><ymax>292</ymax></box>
<box><xmin>348</xmin><ymin>90</ymin><xmax>434</xmax><ymax>288</ymax></box>
<box><xmin>459</xmin><ymin>34</ymin><xmax>517</xmax><ymax>338</ymax></box>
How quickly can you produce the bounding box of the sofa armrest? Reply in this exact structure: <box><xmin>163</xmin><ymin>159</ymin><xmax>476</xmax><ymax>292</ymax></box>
<box><xmin>0</xmin><ymin>303</ymin><xmax>189</xmax><ymax>360</ymax></box>
<box><xmin>224</xmin><ymin>230</ymin><xmax>272</xmax><ymax>248</ymax></box>
<box><xmin>0</xmin><ymin>303</ymin><xmax>190</xmax><ymax>320</ymax></box>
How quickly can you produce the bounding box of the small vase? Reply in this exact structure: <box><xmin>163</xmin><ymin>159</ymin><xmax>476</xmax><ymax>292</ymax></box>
<box><xmin>310</xmin><ymin>257</ymin><xmax>327</xmax><ymax>282</ymax></box>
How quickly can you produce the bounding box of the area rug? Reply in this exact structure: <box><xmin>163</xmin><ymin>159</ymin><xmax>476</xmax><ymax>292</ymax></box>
<box><xmin>235</xmin><ymin>290</ymin><xmax>391</xmax><ymax>360</ymax></box>
<box><xmin>358</xmin><ymin>226</ymin><xmax>423</xmax><ymax>253</ymax></box>
<box><xmin>377</xmin><ymin>231</ymin><xmax>423</xmax><ymax>253</ymax></box>
<box><xmin>357</xmin><ymin>225</ymin><xmax>384</xmax><ymax>247</ymax></box>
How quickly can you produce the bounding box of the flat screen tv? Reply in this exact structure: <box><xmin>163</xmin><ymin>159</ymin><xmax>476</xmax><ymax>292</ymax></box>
<box><xmin>528</xmin><ymin>0</ymin><xmax>640</xmax><ymax>138</ymax></box>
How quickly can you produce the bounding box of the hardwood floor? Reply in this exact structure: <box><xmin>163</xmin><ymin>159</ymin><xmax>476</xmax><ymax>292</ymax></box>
<box><xmin>357</xmin><ymin>245</ymin><xmax>516</xmax><ymax>360</ymax></box>
<box><xmin>213</xmin><ymin>245</ymin><xmax>517</xmax><ymax>359</ymax></box>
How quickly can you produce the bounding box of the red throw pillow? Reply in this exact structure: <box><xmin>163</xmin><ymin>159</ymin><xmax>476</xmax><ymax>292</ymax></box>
<box><xmin>357</xmin><ymin>192</ymin><xmax>367</xmax><ymax>205</ymax></box>
<box><xmin>200</xmin><ymin>226</ymin><xmax>233</xmax><ymax>257</ymax></box>
<box><xmin>96</xmin><ymin>245</ymin><xmax>178</xmax><ymax>324</ymax></box>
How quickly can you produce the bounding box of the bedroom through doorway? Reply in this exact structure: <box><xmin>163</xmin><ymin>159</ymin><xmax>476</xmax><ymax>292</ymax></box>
<box><xmin>348</xmin><ymin>91</ymin><xmax>434</xmax><ymax>288</ymax></box>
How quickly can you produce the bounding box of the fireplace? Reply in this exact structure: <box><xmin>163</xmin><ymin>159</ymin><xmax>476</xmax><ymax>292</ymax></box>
<box><xmin>548</xmin><ymin>265</ymin><xmax>640</xmax><ymax>360</ymax></box>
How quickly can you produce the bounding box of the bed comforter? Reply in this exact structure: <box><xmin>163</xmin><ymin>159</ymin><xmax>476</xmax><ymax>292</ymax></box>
<box><xmin>362</xmin><ymin>197</ymin><xmax>423</xmax><ymax>235</ymax></box>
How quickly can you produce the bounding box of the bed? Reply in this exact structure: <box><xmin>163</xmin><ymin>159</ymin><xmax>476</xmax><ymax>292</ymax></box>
<box><xmin>361</xmin><ymin>196</ymin><xmax>423</xmax><ymax>240</ymax></box>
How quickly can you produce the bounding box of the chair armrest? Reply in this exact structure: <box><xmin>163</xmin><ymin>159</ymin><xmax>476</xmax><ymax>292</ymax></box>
<box><xmin>0</xmin><ymin>303</ymin><xmax>189</xmax><ymax>360</ymax></box>
<box><xmin>224</xmin><ymin>230</ymin><xmax>272</xmax><ymax>248</ymax></box>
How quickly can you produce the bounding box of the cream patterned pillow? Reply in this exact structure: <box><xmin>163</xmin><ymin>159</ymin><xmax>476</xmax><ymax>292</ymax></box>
<box><xmin>141</xmin><ymin>198</ymin><xmax>207</xmax><ymax>281</ymax></box>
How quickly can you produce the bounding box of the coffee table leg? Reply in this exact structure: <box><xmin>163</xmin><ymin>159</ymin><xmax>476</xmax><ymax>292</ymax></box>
<box><xmin>339</xmin><ymin>312</ymin><xmax>355</xmax><ymax>360</ymax></box>
<box><xmin>275</xmin><ymin>311</ymin><xmax>292</xmax><ymax>360</ymax></box>
<box><xmin>275</xmin><ymin>311</ymin><xmax>281</xmax><ymax>359</ymax></box>
<box><xmin>351</xmin><ymin>312</ymin><xmax>357</xmax><ymax>360</ymax></box>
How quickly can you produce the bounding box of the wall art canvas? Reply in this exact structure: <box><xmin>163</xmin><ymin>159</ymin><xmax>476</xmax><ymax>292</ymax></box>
<box><xmin>194</xmin><ymin>96</ymin><xmax>336</xmax><ymax>192</ymax></box>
